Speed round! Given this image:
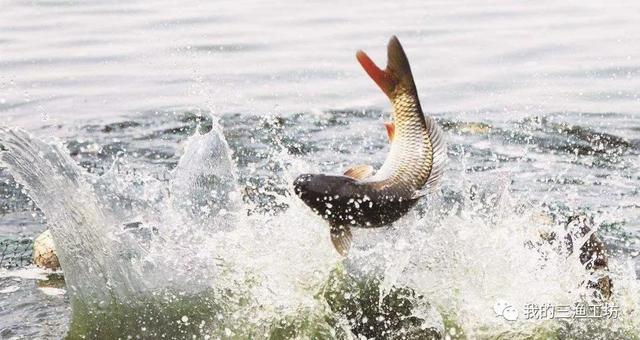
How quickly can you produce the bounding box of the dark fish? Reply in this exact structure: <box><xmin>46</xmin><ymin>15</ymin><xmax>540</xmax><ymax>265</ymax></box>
<box><xmin>294</xmin><ymin>36</ymin><xmax>447</xmax><ymax>255</ymax></box>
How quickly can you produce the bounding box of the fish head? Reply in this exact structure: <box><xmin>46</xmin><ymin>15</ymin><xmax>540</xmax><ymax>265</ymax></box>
<box><xmin>293</xmin><ymin>173</ymin><xmax>358</xmax><ymax>212</ymax></box>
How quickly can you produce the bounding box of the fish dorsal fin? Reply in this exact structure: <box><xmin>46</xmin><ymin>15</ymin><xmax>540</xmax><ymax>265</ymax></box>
<box><xmin>356</xmin><ymin>36</ymin><xmax>420</xmax><ymax>105</ymax></box>
<box><xmin>412</xmin><ymin>117</ymin><xmax>447</xmax><ymax>199</ymax></box>
<box><xmin>344</xmin><ymin>164</ymin><xmax>374</xmax><ymax>180</ymax></box>
<box><xmin>423</xmin><ymin>116</ymin><xmax>447</xmax><ymax>189</ymax></box>
<box><xmin>330</xmin><ymin>226</ymin><xmax>352</xmax><ymax>256</ymax></box>
<box><xmin>409</xmin><ymin>116</ymin><xmax>448</xmax><ymax>199</ymax></box>
<box><xmin>384</xmin><ymin>121</ymin><xmax>395</xmax><ymax>142</ymax></box>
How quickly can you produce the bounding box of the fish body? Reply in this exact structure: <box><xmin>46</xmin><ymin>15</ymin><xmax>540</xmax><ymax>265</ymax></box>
<box><xmin>294</xmin><ymin>173</ymin><xmax>417</xmax><ymax>228</ymax></box>
<box><xmin>293</xmin><ymin>36</ymin><xmax>447</xmax><ymax>255</ymax></box>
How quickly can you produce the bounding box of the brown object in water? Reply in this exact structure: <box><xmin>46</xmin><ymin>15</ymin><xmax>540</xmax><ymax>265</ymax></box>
<box><xmin>563</xmin><ymin>215</ymin><xmax>612</xmax><ymax>299</ymax></box>
<box><xmin>33</xmin><ymin>230</ymin><xmax>60</xmax><ymax>270</ymax></box>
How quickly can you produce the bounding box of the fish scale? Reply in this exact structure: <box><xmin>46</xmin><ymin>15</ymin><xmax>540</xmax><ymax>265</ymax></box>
<box><xmin>370</xmin><ymin>91</ymin><xmax>433</xmax><ymax>192</ymax></box>
<box><xmin>293</xmin><ymin>36</ymin><xmax>447</xmax><ymax>255</ymax></box>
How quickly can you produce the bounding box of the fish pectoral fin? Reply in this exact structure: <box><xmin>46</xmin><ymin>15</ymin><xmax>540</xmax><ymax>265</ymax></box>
<box><xmin>330</xmin><ymin>226</ymin><xmax>352</xmax><ymax>256</ymax></box>
<box><xmin>344</xmin><ymin>164</ymin><xmax>374</xmax><ymax>180</ymax></box>
<box><xmin>384</xmin><ymin>121</ymin><xmax>395</xmax><ymax>142</ymax></box>
<box><xmin>411</xmin><ymin>187</ymin><xmax>431</xmax><ymax>200</ymax></box>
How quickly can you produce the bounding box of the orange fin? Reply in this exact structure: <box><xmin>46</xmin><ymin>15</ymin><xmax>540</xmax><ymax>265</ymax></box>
<box><xmin>356</xmin><ymin>36</ymin><xmax>420</xmax><ymax>102</ymax></box>
<box><xmin>356</xmin><ymin>50</ymin><xmax>394</xmax><ymax>97</ymax></box>
<box><xmin>330</xmin><ymin>226</ymin><xmax>352</xmax><ymax>256</ymax></box>
<box><xmin>384</xmin><ymin>121</ymin><xmax>395</xmax><ymax>142</ymax></box>
<box><xmin>344</xmin><ymin>164</ymin><xmax>374</xmax><ymax>180</ymax></box>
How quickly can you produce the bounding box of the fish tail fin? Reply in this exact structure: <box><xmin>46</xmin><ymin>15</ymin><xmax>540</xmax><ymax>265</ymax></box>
<box><xmin>356</xmin><ymin>35</ymin><xmax>418</xmax><ymax>100</ymax></box>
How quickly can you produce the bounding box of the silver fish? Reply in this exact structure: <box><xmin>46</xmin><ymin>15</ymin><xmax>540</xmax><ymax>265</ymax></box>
<box><xmin>294</xmin><ymin>36</ymin><xmax>447</xmax><ymax>255</ymax></box>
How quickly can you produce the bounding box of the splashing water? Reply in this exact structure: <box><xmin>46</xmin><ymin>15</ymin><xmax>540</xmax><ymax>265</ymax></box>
<box><xmin>0</xmin><ymin>114</ymin><xmax>639</xmax><ymax>339</ymax></box>
<box><xmin>0</xmin><ymin>120</ymin><xmax>340</xmax><ymax>338</ymax></box>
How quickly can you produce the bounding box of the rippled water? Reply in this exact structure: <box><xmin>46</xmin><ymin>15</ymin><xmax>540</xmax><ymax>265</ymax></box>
<box><xmin>1</xmin><ymin>1</ymin><xmax>639</xmax><ymax>339</ymax></box>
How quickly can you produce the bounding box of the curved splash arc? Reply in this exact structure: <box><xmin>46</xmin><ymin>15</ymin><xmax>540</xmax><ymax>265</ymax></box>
<box><xmin>0</xmin><ymin>128</ymin><xmax>139</xmax><ymax>303</ymax></box>
<box><xmin>169</xmin><ymin>119</ymin><xmax>241</xmax><ymax>229</ymax></box>
<box><xmin>0</xmin><ymin>122</ymin><xmax>242</xmax><ymax>305</ymax></box>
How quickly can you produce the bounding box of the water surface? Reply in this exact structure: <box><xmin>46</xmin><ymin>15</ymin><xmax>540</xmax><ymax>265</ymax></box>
<box><xmin>1</xmin><ymin>1</ymin><xmax>639</xmax><ymax>339</ymax></box>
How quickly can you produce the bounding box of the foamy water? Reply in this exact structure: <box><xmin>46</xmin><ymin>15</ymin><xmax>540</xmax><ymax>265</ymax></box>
<box><xmin>1</xmin><ymin>0</ymin><xmax>639</xmax><ymax>339</ymax></box>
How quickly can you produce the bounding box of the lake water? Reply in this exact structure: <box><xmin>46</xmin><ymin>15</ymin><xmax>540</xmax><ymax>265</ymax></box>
<box><xmin>1</xmin><ymin>0</ymin><xmax>639</xmax><ymax>339</ymax></box>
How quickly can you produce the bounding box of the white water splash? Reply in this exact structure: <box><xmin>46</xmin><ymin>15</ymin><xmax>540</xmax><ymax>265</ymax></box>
<box><xmin>0</xmin><ymin>123</ymin><xmax>337</xmax><ymax>322</ymax></box>
<box><xmin>345</xmin><ymin>175</ymin><xmax>640</xmax><ymax>337</ymax></box>
<box><xmin>1</xmin><ymin>121</ymin><xmax>638</xmax><ymax>338</ymax></box>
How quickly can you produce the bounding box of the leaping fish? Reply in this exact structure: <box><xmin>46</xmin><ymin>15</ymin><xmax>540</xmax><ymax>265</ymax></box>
<box><xmin>293</xmin><ymin>36</ymin><xmax>447</xmax><ymax>255</ymax></box>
